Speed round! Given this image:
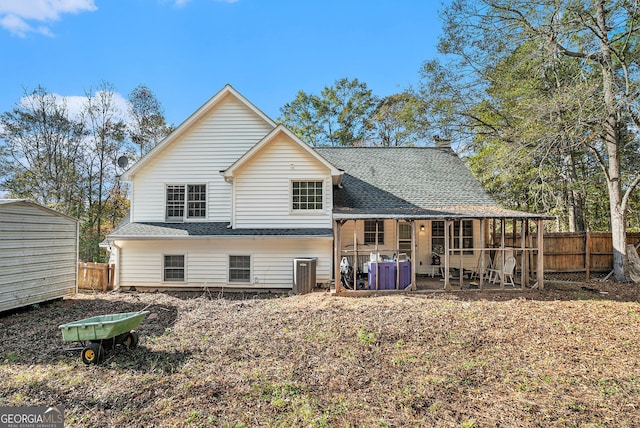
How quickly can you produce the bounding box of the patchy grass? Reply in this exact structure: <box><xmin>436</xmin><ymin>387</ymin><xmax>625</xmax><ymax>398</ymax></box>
<box><xmin>1</xmin><ymin>282</ymin><xmax>640</xmax><ymax>427</ymax></box>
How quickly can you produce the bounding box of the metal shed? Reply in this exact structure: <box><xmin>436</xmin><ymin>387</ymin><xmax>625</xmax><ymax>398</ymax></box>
<box><xmin>0</xmin><ymin>199</ymin><xmax>78</xmax><ymax>312</ymax></box>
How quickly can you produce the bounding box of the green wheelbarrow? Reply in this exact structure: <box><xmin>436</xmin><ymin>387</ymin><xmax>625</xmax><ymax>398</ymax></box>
<box><xmin>59</xmin><ymin>311</ymin><xmax>150</xmax><ymax>365</ymax></box>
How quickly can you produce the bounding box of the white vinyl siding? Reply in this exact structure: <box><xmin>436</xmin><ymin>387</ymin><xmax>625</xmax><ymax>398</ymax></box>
<box><xmin>233</xmin><ymin>135</ymin><xmax>332</xmax><ymax>228</ymax></box>
<box><xmin>130</xmin><ymin>95</ymin><xmax>274</xmax><ymax>223</ymax></box>
<box><xmin>0</xmin><ymin>201</ymin><xmax>78</xmax><ymax>312</ymax></box>
<box><xmin>114</xmin><ymin>237</ymin><xmax>332</xmax><ymax>289</ymax></box>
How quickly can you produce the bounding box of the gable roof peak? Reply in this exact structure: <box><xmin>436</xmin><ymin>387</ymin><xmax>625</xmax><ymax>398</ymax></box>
<box><xmin>223</xmin><ymin>124</ymin><xmax>343</xmax><ymax>183</ymax></box>
<box><xmin>121</xmin><ymin>84</ymin><xmax>276</xmax><ymax>180</ymax></box>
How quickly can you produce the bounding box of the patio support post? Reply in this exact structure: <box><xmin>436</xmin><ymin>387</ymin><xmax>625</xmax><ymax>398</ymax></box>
<box><xmin>528</xmin><ymin>220</ymin><xmax>535</xmax><ymax>285</ymax></box>
<box><xmin>444</xmin><ymin>220</ymin><xmax>451</xmax><ymax>290</ymax></box>
<box><xmin>492</xmin><ymin>219</ymin><xmax>497</xmax><ymax>246</ymax></box>
<box><xmin>375</xmin><ymin>220</ymin><xmax>379</xmax><ymax>291</ymax></box>
<box><xmin>537</xmin><ymin>219</ymin><xmax>545</xmax><ymax>290</ymax></box>
<box><xmin>520</xmin><ymin>219</ymin><xmax>526</xmax><ymax>288</ymax></box>
<box><xmin>458</xmin><ymin>220</ymin><xmax>464</xmax><ymax>288</ymax></box>
<box><xmin>395</xmin><ymin>219</ymin><xmax>400</xmax><ymax>290</ymax></box>
<box><xmin>500</xmin><ymin>219</ymin><xmax>506</xmax><ymax>289</ymax></box>
<box><xmin>479</xmin><ymin>219</ymin><xmax>485</xmax><ymax>290</ymax></box>
<box><xmin>335</xmin><ymin>220</ymin><xmax>342</xmax><ymax>293</ymax></box>
<box><xmin>411</xmin><ymin>220</ymin><xmax>417</xmax><ymax>290</ymax></box>
<box><xmin>353</xmin><ymin>220</ymin><xmax>358</xmax><ymax>291</ymax></box>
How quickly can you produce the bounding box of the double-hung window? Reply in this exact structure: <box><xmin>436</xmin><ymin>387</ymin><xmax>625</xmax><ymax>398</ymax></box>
<box><xmin>163</xmin><ymin>255</ymin><xmax>185</xmax><ymax>282</ymax></box>
<box><xmin>399</xmin><ymin>222</ymin><xmax>412</xmax><ymax>253</ymax></box>
<box><xmin>292</xmin><ymin>181</ymin><xmax>323</xmax><ymax>211</ymax></box>
<box><xmin>364</xmin><ymin>220</ymin><xmax>384</xmax><ymax>245</ymax></box>
<box><xmin>453</xmin><ymin>220</ymin><xmax>474</xmax><ymax>255</ymax></box>
<box><xmin>166</xmin><ymin>184</ymin><xmax>206</xmax><ymax>221</ymax></box>
<box><xmin>229</xmin><ymin>255</ymin><xmax>251</xmax><ymax>283</ymax></box>
<box><xmin>432</xmin><ymin>221</ymin><xmax>445</xmax><ymax>254</ymax></box>
<box><xmin>431</xmin><ymin>220</ymin><xmax>474</xmax><ymax>255</ymax></box>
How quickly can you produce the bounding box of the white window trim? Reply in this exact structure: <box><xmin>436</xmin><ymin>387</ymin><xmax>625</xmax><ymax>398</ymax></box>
<box><xmin>364</xmin><ymin>220</ymin><xmax>385</xmax><ymax>245</ymax></box>
<box><xmin>289</xmin><ymin>179</ymin><xmax>325</xmax><ymax>214</ymax></box>
<box><xmin>228</xmin><ymin>254</ymin><xmax>252</xmax><ymax>284</ymax></box>
<box><xmin>162</xmin><ymin>253</ymin><xmax>187</xmax><ymax>283</ymax></box>
<box><xmin>165</xmin><ymin>183</ymin><xmax>208</xmax><ymax>222</ymax></box>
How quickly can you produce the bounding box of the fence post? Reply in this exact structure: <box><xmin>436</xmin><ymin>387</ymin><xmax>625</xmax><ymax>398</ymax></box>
<box><xmin>585</xmin><ymin>231</ymin><xmax>591</xmax><ymax>281</ymax></box>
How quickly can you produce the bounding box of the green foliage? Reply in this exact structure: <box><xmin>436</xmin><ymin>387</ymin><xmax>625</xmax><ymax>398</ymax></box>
<box><xmin>357</xmin><ymin>327</ymin><xmax>376</xmax><ymax>345</ymax></box>
<box><xmin>279</xmin><ymin>78</ymin><xmax>378</xmax><ymax>146</ymax></box>
<box><xmin>419</xmin><ymin>0</ymin><xmax>640</xmax><ymax>242</ymax></box>
<box><xmin>372</xmin><ymin>93</ymin><xmax>428</xmax><ymax>146</ymax></box>
<box><xmin>280</xmin><ymin>78</ymin><xmax>431</xmax><ymax>147</ymax></box>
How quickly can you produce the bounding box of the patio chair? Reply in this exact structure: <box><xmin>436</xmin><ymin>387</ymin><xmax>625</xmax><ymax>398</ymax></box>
<box><xmin>471</xmin><ymin>253</ymin><xmax>492</xmax><ymax>280</ymax></box>
<box><xmin>491</xmin><ymin>256</ymin><xmax>516</xmax><ymax>286</ymax></box>
<box><xmin>487</xmin><ymin>252</ymin><xmax>502</xmax><ymax>283</ymax></box>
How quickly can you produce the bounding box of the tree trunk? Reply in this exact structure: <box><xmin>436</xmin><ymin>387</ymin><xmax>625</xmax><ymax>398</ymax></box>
<box><xmin>597</xmin><ymin>2</ymin><xmax>629</xmax><ymax>282</ymax></box>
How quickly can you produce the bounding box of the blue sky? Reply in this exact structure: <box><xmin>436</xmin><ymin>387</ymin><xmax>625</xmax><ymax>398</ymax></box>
<box><xmin>1</xmin><ymin>0</ymin><xmax>446</xmax><ymax>125</ymax></box>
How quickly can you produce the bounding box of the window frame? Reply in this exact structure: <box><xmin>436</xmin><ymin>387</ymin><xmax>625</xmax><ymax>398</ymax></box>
<box><xmin>364</xmin><ymin>220</ymin><xmax>385</xmax><ymax>245</ymax></box>
<box><xmin>431</xmin><ymin>221</ymin><xmax>445</xmax><ymax>254</ymax></box>
<box><xmin>291</xmin><ymin>180</ymin><xmax>324</xmax><ymax>212</ymax></box>
<box><xmin>165</xmin><ymin>183</ymin><xmax>207</xmax><ymax>221</ymax></box>
<box><xmin>398</xmin><ymin>222</ymin><xmax>412</xmax><ymax>253</ymax></box>
<box><xmin>431</xmin><ymin>220</ymin><xmax>474</xmax><ymax>255</ymax></box>
<box><xmin>228</xmin><ymin>255</ymin><xmax>251</xmax><ymax>284</ymax></box>
<box><xmin>453</xmin><ymin>220</ymin><xmax>474</xmax><ymax>255</ymax></box>
<box><xmin>163</xmin><ymin>254</ymin><xmax>186</xmax><ymax>282</ymax></box>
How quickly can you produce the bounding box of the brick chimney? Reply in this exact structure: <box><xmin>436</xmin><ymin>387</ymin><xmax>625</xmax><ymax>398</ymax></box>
<box><xmin>433</xmin><ymin>135</ymin><xmax>451</xmax><ymax>148</ymax></box>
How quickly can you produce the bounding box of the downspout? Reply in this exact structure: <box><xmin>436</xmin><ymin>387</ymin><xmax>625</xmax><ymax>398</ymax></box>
<box><xmin>221</xmin><ymin>171</ymin><xmax>234</xmax><ymax>229</ymax></box>
<box><xmin>111</xmin><ymin>241</ymin><xmax>122</xmax><ymax>289</ymax></box>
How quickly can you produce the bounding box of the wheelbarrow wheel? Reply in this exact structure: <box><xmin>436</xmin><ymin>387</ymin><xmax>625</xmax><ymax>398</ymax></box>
<box><xmin>122</xmin><ymin>331</ymin><xmax>139</xmax><ymax>349</ymax></box>
<box><xmin>81</xmin><ymin>343</ymin><xmax>104</xmax><ymax>365</ymax></box>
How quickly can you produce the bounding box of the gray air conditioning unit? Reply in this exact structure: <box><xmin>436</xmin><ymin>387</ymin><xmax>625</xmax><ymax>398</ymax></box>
<box><xmin>293</xmin><ymin>258</ymin><xmax>317</xmax><ymax>294</ymax></box>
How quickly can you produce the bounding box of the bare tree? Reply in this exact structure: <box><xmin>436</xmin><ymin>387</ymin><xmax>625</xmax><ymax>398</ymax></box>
<box><xmin>128</xmin><ymin>84</ymin><xmax>171</xmax><ymax>157</ymax></box>
<box><xmin>81</xmin><ymin>82</ymin><xmax>127</xmax><ymax>261</ymax></box>
<box><xmin>0</xmin><ymin>86</ymin><xmax>85</xmax><ymax>215</ymax></box>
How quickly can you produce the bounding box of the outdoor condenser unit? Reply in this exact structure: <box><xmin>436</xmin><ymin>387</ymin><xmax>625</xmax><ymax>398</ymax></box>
<box><xmin>293</xmin><ymin>258</ymin><xmax>317</xmax><ymax>294</ymax></box>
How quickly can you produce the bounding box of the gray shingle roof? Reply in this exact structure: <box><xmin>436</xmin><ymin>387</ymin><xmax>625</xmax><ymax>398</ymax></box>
<box><xmin>315</xmin><ymin>147</ymin><xmax>498</xmax><ymax>215</ymax></box>
<box><xmin>109</xmin><ymin>220</ymin><xmax>332</xmax><ymax>238</ymax></box>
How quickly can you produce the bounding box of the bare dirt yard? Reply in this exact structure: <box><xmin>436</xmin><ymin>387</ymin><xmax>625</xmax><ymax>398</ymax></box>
<box><xmin>1</xmin><ymin>281</ymin><xmax>640</xmax><ymax>427</ymax></box>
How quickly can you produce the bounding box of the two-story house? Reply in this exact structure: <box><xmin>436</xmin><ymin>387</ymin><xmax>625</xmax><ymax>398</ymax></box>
<box><xmin>107</xmin><ymin>85</ymin><xmax>551</xmax><ymax>293</ymax></box>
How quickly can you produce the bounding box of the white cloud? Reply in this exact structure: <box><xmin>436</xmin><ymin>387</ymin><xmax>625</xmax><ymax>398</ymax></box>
<box><xmin>0</xmin><ymin>0</ymin><xmax>97</xmax><ymax>37</ymax></box>
<box><xmin>19</xmin><ymin>91</ymin><xmax>132</xmax><ymax>123</ymax></box>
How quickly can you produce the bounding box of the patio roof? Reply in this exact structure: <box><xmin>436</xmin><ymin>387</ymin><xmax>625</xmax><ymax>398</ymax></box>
<box><xmin>315</xmin><ymin>147</ymin><xmax>553</xmax><ymax>221</ymax></box>
<box><xmin>332</xmin><ymin>205</ymin><xmax>554</xmax><ymax>221</ymax></box>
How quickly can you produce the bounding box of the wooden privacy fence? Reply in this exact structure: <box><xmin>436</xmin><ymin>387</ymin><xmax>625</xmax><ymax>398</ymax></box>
<box><xmin>500</xmin><ymin>232</ymin><xmax>640</xmax><ymax>279</ymax></box>
<box><xmin>78</xmin><ymin>262</ymin><xmax>114</xmax><ymax>292</ymax></box>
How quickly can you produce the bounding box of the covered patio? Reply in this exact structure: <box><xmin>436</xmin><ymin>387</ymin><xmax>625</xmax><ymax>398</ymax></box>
<box><xmin>333</xmin><ymin>207</ymin><xmax>554</xmax><ymax>295</ymax></box>
<box><xmin>314</xmin><ymin>146</ymin><xmax>554</xmax><ymax>295</ymax></box>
